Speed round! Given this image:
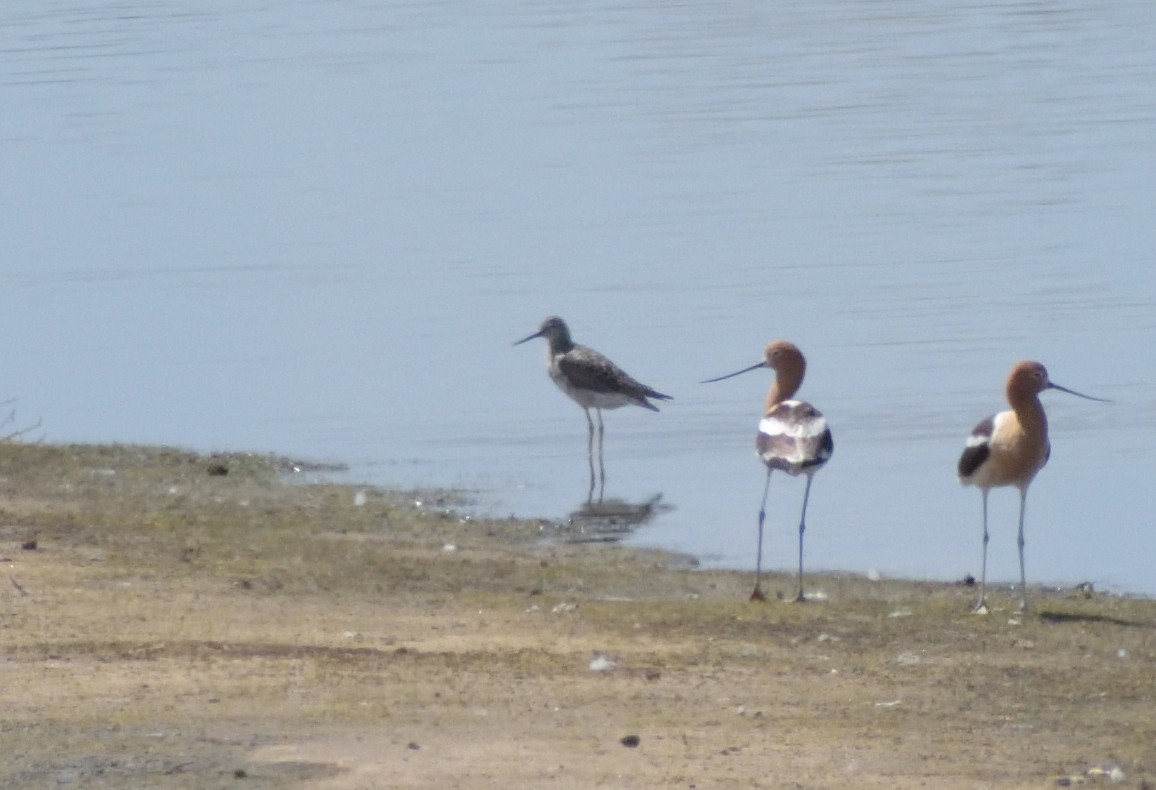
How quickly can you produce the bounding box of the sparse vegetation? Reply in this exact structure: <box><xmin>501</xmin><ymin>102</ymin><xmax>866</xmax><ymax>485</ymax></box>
<box><xmin>0</xmin><ymin>399</ymin><xmax>43</xmax><ymax>443</ymax></box>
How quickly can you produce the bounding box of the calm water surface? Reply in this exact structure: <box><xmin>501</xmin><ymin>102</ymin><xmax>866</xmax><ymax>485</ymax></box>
<box><xmin>3</xmin><ymin>2</ymin><xmax>1154</xmax><ymax>593</ymax></box>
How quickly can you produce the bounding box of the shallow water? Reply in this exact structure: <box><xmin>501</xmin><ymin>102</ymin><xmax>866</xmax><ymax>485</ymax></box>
<box><xmin>4</xmin><ymin>1</ymin><xmax>1154</xmax><ymax>593</ymax></box>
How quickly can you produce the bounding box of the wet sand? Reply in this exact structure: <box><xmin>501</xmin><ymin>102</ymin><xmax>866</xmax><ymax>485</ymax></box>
<box><xmin>1</xmin><ymin>443</ymin><xmax>1153</xmax><ymax>788</ymax></box>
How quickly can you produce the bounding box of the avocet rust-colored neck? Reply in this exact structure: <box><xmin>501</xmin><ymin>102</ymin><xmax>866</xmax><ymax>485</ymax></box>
<box><xmin>1005</xmin><ymin>360</ymin><xmax>1049</xmax><ymax>437</ymax></box>
<box><xmin>765</xmin><ymin>341</ymin><xmax>806</xmax><ymax>412</ymax></box>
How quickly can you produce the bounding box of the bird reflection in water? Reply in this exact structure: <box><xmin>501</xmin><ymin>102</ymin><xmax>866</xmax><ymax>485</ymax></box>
<box><xmin>547</xmin><ymin>493</ymin><xmax>671</xmax><ymax>545</ymax></box>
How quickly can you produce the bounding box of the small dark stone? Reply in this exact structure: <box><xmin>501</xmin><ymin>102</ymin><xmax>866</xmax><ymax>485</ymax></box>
<box><xmin>21</xmin><ymin>540</ymin><xmax>37</xmax><ymax>551</ymax></box>
<box><xmin>207</xmin><ymin>464</ymin><xmax>229</xmax><ymax>476</ymax></box>
<box><xmin>407</xmin><ymin>741</ymin><xmax>421</xmax><ymax>750</ymax></box>
<box><xmin>620</xmin><ymin>735</ymin><xmax>640</xmax><ymax>748</ymax></box>
<box><xmin>234</xmin><ymin>768</ymin><xmax>248</xmax><ymax>779</ymax></box>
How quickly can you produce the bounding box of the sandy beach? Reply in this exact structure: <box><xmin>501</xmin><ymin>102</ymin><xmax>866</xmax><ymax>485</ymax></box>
<box><xmin>1</xmin><ymin>442</ymin><xmax>1152</xmax><ymax>788</ymax></box>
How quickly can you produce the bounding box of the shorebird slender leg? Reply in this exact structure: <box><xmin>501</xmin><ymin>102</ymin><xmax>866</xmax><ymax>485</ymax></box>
<box><xmin>583</xmin><ymin>408</ymin><xmax>595</xmax><ymax>458</ymax></box>
<box><xmin>974</xmin><ymin>489</ymin><xmax>990</xmax><ymax>614</ymax></box>
<box><xmin>793</xmin><ymin>474</ymin><xmax>815</xmax><ymax>603</ymax></box>
<box><xmin>1017</xmin><ymin>488</ymin><xmax>1029</xmax><ymax>613</ymax></box>
<box><xmin>752</xmin><ymin>469</ymin><xmax>772</xmax><ymax>602</ymax></box>
<box><xmin>583</xmin><ymin>408</ymin><xmax>597</xmax><ymax>502</ymax></box>
<box><xmin>595</xmin><ymin>409</ymin><xmax>606</xmax><ymax>493</ymax></box>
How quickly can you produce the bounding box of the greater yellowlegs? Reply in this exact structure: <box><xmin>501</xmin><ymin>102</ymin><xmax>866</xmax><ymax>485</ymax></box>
<box><xmin>515</xmin><ymin>316</ymin><xmax>671</xmax><ymax>494</ymax></box>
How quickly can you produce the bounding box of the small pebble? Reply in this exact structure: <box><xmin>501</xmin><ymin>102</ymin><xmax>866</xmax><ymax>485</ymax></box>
<box><xmin>620</xmin><ymin>735</ymin><xmax>640</xmax><ymax>748</ymax></box>
<box><xmin>589</xmin><ymin>652</ymin><xmax>618</xmax><ymax>672</ymax></box>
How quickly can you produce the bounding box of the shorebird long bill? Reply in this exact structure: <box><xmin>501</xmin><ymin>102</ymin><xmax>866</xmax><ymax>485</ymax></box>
<box><xmin>513</xmin><ymin>330</ymin><xmax>543</xmax><ymax>346</ymax></box>
<box><xmin>701</xmin><ymin>361</ymin><xmax>766</xmax><ymax>384</ymax></box>
<box><xmin>1048</xmin><ymin>382</ymin><xmax>1111</xmax><ymax>402</ymax></box>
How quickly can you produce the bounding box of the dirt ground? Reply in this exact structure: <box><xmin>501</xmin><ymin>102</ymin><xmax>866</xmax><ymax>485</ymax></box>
<box><xmin>0</xmin><ymin>443</ymin><xmax>1153</xmax><ymax>789</ymax></box>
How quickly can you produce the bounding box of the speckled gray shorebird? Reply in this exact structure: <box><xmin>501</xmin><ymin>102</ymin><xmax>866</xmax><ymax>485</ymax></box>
<box><xmin>703</xmin><ymin>341</ymin><xmax>833</xmax><ymax>603</ymax></box>
<box><xmin>515</xmin><ymin>316</ymin><xmax>671</xmax><ymax>486</ymax></box>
